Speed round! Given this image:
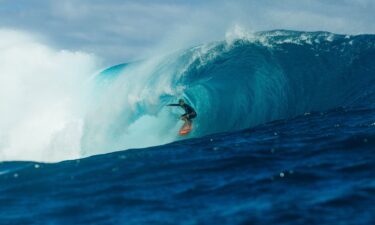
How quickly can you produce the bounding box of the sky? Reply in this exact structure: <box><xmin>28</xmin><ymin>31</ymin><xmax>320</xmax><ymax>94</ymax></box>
<box><xmin>0</xmin><ymin>0</ymin><xmax>375</xmax><ymax>65</ymax></box>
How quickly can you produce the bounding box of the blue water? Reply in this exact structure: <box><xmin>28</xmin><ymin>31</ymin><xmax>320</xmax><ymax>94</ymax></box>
<box><xmin>1</xmin><ymin>30</ymin><xmax>375</xmax><ymax>224</ymax></box>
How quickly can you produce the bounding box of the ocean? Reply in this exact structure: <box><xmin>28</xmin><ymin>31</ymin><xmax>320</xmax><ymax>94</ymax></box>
<box><xmin>1</xmin><ymin>30</ymin><xmax>375</xmax><ymax>224</ymax></box>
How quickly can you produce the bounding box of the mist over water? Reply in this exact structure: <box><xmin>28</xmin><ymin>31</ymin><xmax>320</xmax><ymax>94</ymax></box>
<box><xmin>0</xmin><ymin>29</ymin><xmax>193</xmax><ymax>162</ymax></box>
<box><xmin>0</xmin><ymin>29</ymin><xmax>99</xmax><ymax>162</ymax></box>
<box><xmin>80</xmin><ymin>57</ymin><xmax>183</xmax><ymax>157</ymax></box>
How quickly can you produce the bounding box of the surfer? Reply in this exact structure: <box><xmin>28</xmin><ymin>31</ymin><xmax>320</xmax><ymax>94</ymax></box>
<box><xmin>167</xmin><ymin>99</ymin><xmax>197</xmax><ymax>125</ymax></box>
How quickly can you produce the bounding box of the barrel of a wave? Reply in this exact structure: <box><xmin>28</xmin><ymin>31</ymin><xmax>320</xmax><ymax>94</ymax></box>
<box><xmin>179</xmin><ymin>122</ymin><xmax>193</xmax><ymax>136</ymax></box>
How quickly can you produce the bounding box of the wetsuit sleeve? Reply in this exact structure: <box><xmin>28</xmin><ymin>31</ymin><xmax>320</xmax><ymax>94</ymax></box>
<box><xmin>167</xmin><ymin>104</ymin><xmax>180</xmax><ymax>106</ymax></box>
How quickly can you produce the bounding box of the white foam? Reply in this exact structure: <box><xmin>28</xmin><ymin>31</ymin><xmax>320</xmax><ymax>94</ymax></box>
<box><xmin>0</xmin><ymin>29</ymin><xmax>99</xmax><ymax>162</ymax></box>
<box><xmin>79</xmin><ymin>56</ymin><xmax>185</xmax><ymax>157</ymax></box>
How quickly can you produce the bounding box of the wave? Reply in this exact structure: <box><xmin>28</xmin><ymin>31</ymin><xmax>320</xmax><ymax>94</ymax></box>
<box><xmin>80</xmin><ymin>30</ymin><xmax>375</xmax><ymax>156</ymax></box>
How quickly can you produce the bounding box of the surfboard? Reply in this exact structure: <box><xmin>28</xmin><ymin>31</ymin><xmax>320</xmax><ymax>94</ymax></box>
<box><xmin>179</xmin><ymin>122</ymin><xmax>192</xmax><ymax>136</ymax></box>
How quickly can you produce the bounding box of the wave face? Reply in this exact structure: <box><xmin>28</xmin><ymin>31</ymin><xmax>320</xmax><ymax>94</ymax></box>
<box><xmin>80</xmin><ymin>30</ymin><xmax>375</xmax><ymax>156</ymax></box>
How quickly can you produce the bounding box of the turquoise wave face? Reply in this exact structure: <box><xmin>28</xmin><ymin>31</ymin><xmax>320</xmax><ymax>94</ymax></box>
<box><xmin>81</xmin><ymin>30</ymin><xmax>375</xmax><ymax>156</ymax></box>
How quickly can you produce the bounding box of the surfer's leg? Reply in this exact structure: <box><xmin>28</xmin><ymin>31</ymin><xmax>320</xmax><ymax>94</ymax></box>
<box><xmin>186</xmin><ymin>113</ymin><xmax>195</xmax><ymax>126</ymax></box>
<box><xmin>185</xmin><ymin>115</ymin><xmax>192</xmax><ymax>126</ymax></box>
<box><xmin>181</xmin><ymin>114</ymin><xmax>188</xmax><ymax>123</ymax></box>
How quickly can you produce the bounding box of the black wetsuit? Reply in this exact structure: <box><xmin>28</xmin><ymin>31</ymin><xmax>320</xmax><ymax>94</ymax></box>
<box><xmin>167</xmin><ymin>103</ymin><xmax>197</xmax><ymax>120</ymax></box>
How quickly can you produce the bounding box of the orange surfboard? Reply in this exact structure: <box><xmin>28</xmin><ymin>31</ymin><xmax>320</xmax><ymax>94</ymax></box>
<box><xmin>179</xmin><ymin>122</ymin><xmax>193</xmax><ymax>136</ymax></box>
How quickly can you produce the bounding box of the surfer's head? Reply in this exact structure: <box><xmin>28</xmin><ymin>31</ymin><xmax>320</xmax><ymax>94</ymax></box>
<box><xmin>178</xmin><ymin>99</ymin><xmax>185</xmax><ymax>106</ymax></box>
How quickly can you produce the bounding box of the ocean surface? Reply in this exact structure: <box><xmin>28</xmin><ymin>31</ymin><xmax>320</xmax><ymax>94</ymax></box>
<box><xmin>1</xmin><ymin>30</ymin><xmax>375</xmax><ymax>224</ymax></box>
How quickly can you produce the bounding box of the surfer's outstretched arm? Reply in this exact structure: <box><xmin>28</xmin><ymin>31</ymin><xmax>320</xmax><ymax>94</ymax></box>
<box><xmin>166</xmin><ymin>104</ymin><xmax>180</xmax><ymax>106</ymax></box>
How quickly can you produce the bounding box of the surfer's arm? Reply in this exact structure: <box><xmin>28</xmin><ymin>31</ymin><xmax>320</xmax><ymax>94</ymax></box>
<box><xmin>166</xmin><ymin>104</ymin><xmax>180</xmax><ymax>107</ymax></box>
